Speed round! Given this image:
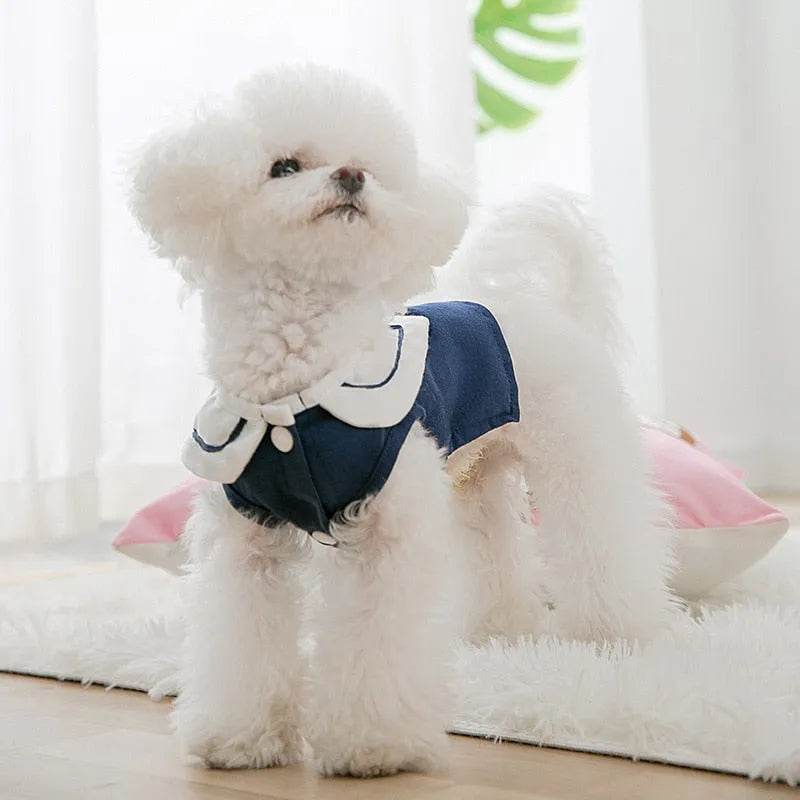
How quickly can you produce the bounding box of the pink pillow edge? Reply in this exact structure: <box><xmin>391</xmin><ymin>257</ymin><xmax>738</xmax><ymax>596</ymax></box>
<box><xmin>112</xmin><ymin>478</ymin><xmax>201</xmax><ymax>548</ymax></box>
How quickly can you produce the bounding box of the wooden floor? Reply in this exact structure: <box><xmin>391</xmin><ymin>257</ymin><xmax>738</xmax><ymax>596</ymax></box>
<box><xmin>0</xmin><ymin>675</ymin><xmax>796</xmax><ymax>800</ymax></box>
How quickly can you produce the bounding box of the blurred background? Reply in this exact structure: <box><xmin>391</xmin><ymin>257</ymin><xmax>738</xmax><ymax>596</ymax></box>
<box><xmin>1</xmin><ymin>0</ymin><xmax>798</xmax><ymax>545</ymax></box>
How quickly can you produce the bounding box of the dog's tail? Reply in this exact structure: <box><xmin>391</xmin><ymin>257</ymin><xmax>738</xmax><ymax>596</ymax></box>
<box><xmin>446</xmin><ymin>186</ymin><xmax>621</xmax><ymax>356</ymax></box>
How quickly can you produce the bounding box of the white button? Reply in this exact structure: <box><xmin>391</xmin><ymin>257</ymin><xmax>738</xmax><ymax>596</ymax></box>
<box><xmin>311</xmin><ymin>530</ymin><xmax>338</xmax><ymax>546</ymax></box>
<box><xmin>270</xmin><ymin>426</ymin><xmax>294</xmax><ymax>453</ymax></box>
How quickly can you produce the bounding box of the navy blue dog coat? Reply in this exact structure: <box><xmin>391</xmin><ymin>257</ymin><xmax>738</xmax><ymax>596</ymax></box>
<box><xmin>182</xmin><ymin>301</ymin><xmax>519</xmax><ymax>543</ymax></box>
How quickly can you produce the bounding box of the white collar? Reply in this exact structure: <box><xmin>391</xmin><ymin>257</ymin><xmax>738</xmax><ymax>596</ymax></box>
<box><xmin>216</xmin><ymin>312</ymin><xmax>430</xmax><ymax>430</ymax></box>
<box><xmin>184</xmin><ymin>314</ymin><xmax>430</xmax><ymax>483</ymax></box>
<box><xmin>215</xmin><ymin>369</ymin><xmax>345</xmax><ymax>428</ymax></box>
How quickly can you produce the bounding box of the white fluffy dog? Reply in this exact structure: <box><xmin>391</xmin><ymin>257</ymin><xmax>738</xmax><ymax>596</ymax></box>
<box><xmin>129</xmin><ymin>64</ymin><xmax>676</xmax><ymax>778</ymax></box>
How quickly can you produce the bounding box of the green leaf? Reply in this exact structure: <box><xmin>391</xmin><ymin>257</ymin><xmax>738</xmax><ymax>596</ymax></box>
<box><xmin>476</xmin><ymin>73</ymin><xmax>538</xmax><ymax>130</ymax></box>
<box><xmin>476</xmin><ymin>32</ymin><xmax>578</xmax><ymax>84</ymax></box>
<box><xmin>473</xmin><ymin>0</ymin><xmax>581</xmax><ymax>135</ymax></box>
<box><xmin>509</xmin><ymin>24</ymin><xmax>579</xmax><ymax>45</ymax></box>
<box><xmin>475</xmin><ymin>0</ymin><xmax>578</xmax><ymax>29</ymax></box>
<box><xmin>475</xmin><ymin>0</ymin><xmax>579</xmax><ymax>40</ymax></box>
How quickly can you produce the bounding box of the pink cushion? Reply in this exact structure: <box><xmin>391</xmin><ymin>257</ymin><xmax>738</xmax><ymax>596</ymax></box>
<box><xmin>112</xmin><ymin>478</ymin><xmax>203</xmax><ymax>574</ymax></box>
<box><xmin>113</xmin><ymin>425</ymin><xmax>789</xmax><ymax>597</ymax></box>
<box><xmin>640</xmin><ymin>425</ymin><xmax>788</xmax><ymax>597</ymax></box>
<box><xmin>643</xmin><ymin>426</ymin><xmax>784</xmax><ymax>531</ymax></box>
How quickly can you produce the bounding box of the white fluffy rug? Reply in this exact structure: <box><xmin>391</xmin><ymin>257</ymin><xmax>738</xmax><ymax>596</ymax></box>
<box><xmin>2</xmin><ymin>533</ymin><xmax>800</xmax><ymax>785</ymax></box>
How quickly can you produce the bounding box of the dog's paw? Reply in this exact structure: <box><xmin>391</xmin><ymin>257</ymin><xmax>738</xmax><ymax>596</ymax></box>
<box><xmin>314</xmin><ymin>737</ymin><xmax>446</xmax><ymax>778</ymax></box>
<box><xmin>191</xmin><ymin>726</ymin><xmax>305</xmax><ymax>770</ymax></box>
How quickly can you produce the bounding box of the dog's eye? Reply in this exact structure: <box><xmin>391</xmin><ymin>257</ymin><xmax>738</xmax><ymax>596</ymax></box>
<box><xmin>269</xmin><ymin>158</ymin><xmax>301</xmax><ymax>178</ymax></box>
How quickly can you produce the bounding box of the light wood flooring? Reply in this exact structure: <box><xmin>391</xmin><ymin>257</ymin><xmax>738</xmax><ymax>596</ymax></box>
<box><xmin>0</xmin><ymin>674</ymin><xmax>796</xmax><ymax>800</ymax></box>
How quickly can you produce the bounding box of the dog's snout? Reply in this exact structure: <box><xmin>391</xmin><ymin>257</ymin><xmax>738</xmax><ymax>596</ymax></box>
<box><xmin>330</xmin><ymin>166</ymin><xmax>365</xmax><ymax>195</ymax></box>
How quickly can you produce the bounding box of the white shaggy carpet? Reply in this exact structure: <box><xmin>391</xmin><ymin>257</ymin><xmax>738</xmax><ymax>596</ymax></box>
<box><xmin>2</xmin><ymin>533</ymin><xmax>800</xmax><ymax>785</ymax></box>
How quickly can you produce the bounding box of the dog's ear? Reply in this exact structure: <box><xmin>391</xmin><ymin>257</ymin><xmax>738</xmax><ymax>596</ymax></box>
<box><xmin>409</xmin><ymin>168</ymin><xmax>470</xmax><ymax>267</ymax></box>
<box><xmin>128</xmin><ymin>111</ymin><xmax>262</xmax><ymax>279</ymax></box>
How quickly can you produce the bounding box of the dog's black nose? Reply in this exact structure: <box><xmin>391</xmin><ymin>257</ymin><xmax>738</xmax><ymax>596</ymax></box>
<box><xmin>330</xmin><ymin>166</ymin><xmax>365</xmax><ymax>195</ymax></box>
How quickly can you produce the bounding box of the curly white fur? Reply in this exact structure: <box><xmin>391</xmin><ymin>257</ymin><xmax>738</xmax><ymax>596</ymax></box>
<box><xmin>129</xmin><ymin>64</ymin><xmax>677</xmax><ymax>778</ymax></box>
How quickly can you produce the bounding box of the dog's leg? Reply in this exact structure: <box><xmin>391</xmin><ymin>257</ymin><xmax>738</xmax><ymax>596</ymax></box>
<box><xmin>173</xmin><ymin>483</ymin><xmax>310</xmax><ymax>769</ymax></box>
<box><xmin>308</xmin><ymin>424</ymin><xmax>457</xmax><ymax>778</ymax></box>
<box><xmin>508</xmin><ymin>307</ymin><xmax>676</xmax><ymax>642</ymax></box>
<box><xmin>452</xmin><ymin>441</ymin><xmax>551</xmax><ymax>643</ymax></box>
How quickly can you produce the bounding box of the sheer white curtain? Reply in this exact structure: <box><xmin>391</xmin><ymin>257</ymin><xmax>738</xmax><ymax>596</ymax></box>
<box><xmin>1</xmin><ymin>0</ymin><xmax>473</xmax><ymax>542</ymax></box>
<box><xmin>0</xmin><ymin>0</ymin><xmax>101</xmax><ymax>542</ymax></box>
<box><xmin>585</xmin><ymin>0</ymin><xmax>800</xmax><ymax>491</ymax></box>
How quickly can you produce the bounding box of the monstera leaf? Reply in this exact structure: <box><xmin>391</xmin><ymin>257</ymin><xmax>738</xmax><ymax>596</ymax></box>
<box><xmin>474</xmin><ymin>0</ymin><xmax>581</xmax><ymax>134</ymax></box>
